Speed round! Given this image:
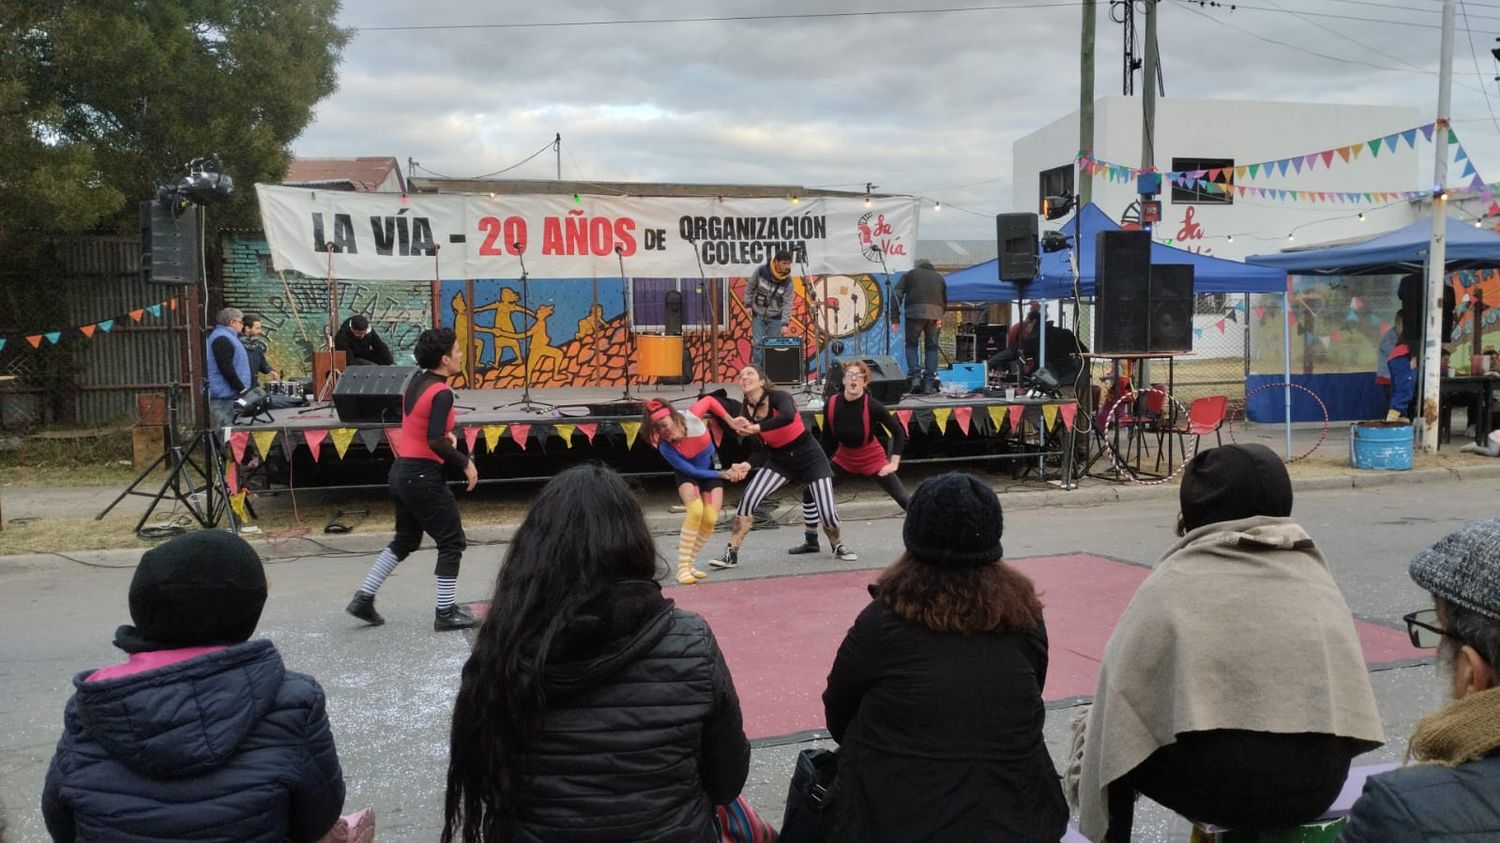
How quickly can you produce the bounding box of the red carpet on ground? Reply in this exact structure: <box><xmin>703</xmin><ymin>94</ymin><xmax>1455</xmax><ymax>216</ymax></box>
<box><xmin>670</xmin><ymin>553</ymin><xmax>1426</xmax><ymax>741</ymax></box>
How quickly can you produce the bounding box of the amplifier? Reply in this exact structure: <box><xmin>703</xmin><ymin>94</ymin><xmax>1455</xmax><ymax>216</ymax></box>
<box><xmin>955</xmin><ymin>334</ymin><xmax>977</xmax><ymax>363</ymax></box>
<box><xmin>332</xmin><ymin>366</ymin><xmax>420</xmax><ymax>423</ymax></box>
<box><xmin>763</xmin><ymin>338</ymin><xmax>804</xmax><ymax>384</ymax></box>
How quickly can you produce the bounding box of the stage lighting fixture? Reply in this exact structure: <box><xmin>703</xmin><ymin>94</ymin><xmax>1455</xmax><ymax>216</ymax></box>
<box><xmin>1041</xmin><ymin>230</ymin><xmax>1073</xmax><ymax>253</ymax></box>
<box><xmin>159</xmin><ymin>154</ymin><xmax>234</xmax><ymax>212</ymax></box>
<box><xmin>1042</xmin><ymin>194</ymin><xmax>1076</xmax><ymax>221</ymax></box>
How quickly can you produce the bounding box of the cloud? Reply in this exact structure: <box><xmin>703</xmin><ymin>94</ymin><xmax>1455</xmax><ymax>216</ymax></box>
<box><xmin>294</xmin><ymin>1</ymin><xmax>1500</xmax><ymax>239</ymax></box>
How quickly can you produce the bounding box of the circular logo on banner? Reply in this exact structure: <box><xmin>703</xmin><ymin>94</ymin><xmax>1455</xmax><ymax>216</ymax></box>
<box><xmin>809</xmin><ymin>275</ymin><xmax>883</xmax><ymax>337</ymax></box>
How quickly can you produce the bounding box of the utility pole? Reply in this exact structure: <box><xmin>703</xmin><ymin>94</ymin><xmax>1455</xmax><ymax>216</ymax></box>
<box><xmin>1080</xmin><ymin>0</ymin><xmax>1097</xmax><ymax>205</ymax></box>
<box><xmin>1421</xmin><ymin>0</ymin><xmax>1457</xmax><ymax>454</ymax></box>
<box><xmin>1139</xmin><ymin>0</ymin><xmax>1158</xmax><ymax>194</ymax></box>
<box><xmin>554</xmin><ymin>133</ymin><xmax>562</xmax><ymax>181</ymax></box>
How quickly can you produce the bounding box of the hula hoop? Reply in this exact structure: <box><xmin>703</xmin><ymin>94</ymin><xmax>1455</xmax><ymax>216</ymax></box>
<box><xmin>1228</xmin><ymin>381</ymin><xmax>1330</xmax><ymax>463</ymax></box>
<box><xmin>1094</xmin><ymin>387</ymin><xmax>1197</xmax><ymax>486</ymax></box>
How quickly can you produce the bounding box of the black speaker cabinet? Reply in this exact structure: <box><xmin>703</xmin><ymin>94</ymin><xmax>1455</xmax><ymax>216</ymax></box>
<box><xmin>974</xmin><ymin>324</ymin><xmax>1009</xmax><ymax>358</ymax></box>
<box><xmin>858</xmin><ymin>355</ymin><xmax>910</xmax><ymax>404</ymax></box>
<box><xmin>762</xmin><ymin>338</ymin><xmax>803</xmax><ymax>385</ymax></box>
<box><xmin>665</xmin><ymin>289</ymin><xmax>683</xmax><ymax>336</ymax></box>
<box><xmin>333</xmin><ymin>366</ymin><xmax>420</xmax><ymax>423</ymax></box>
<box><xmin>1094</xmin><ymin>230</ymin><xmax>1152</xmax><ymax>354</ymax></box>
<box><xmin>1149</xmin><ymin>264</ymin><xmax>1195</xmax><ymax>353</ymax></box>
<box><xmin>996</xmin><ymin>213</ymin><xmax>1039</xmax><ymax>282</ymax></box>
<box><xmin>140</xmin><ymin>201</ymin><xmax>200</xmax><ymax>285</ymax></box>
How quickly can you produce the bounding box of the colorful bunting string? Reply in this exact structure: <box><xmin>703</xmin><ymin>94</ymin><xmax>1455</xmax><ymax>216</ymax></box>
<box><xmin>3</xmin><ymin>299</ymin><xmax>177</xmax><ymax>351</ymax></box>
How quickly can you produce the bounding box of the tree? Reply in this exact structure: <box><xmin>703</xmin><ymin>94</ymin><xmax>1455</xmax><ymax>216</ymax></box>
<box><xmin>0</xmin><ymin>0</ymin><xmax>350</xmax><ymax>249</ymax></box>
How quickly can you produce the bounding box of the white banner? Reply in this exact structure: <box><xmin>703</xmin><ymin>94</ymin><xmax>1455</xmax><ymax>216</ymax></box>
<box><xmin>256</xmin><ymin>185</ymin><xmax>920</xmax><ymax>280</ymax></box>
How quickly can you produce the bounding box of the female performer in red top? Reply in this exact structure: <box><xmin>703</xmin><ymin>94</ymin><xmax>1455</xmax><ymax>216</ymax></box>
<box><xmin>789</xmin><ymin>358</ymin><xmax>909</xmax><ymax>555</ymax></box>
<box><xmin>346</xmin><ymin>327</ymin><xmax>480</xmax><ymax>632</ymax></box>
<box><xmin>642</xmin><ymin>397</ymin><xmax>750</xmax><ymax>584</ymax></box>
<box><xmin>708</xmin><ymin>365</ymin><xmax>854</xmax><ymax>570</ymax></box>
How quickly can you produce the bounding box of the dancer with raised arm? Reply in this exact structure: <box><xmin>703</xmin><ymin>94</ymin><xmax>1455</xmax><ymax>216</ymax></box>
<box><xmin>642</xmin><ymin>397</ymin><xmax>750</xmax><ymax>585</ymax></box>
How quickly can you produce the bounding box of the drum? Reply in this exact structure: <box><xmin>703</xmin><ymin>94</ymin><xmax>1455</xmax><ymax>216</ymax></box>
<box><xmin>637</xmin><ymin>334</ymin><xmax>684</xmax><ymax>378</ymax></box>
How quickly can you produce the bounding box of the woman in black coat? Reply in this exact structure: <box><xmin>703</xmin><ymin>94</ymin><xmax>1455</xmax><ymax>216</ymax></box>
<box><xmin>819</xmin><ymin>472</ymin><xmax>1068</xmax><ymax>842</ymax></box>
<box><xmin>442</xmin><ymin>465</ymin><xmax>751</xmax><ymax>843</ymax></box>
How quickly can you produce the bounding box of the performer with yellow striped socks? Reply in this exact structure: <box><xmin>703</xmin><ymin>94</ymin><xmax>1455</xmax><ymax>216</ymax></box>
<box><xmin>643</xmin><ymin>398</ymin><xmax>750</xmax><ymax>584</ymax></box>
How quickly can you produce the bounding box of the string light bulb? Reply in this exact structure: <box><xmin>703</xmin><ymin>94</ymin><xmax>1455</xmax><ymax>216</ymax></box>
<box><xmin>1226</xmin><ymin>234</ymin><xmax>1234</xmax><ymax>243</ymax></box>
<box><xmin>1287</xmin><ymin>233</ymin><xmax>1295</xmax><ymax>241</ymax></box>
<box><xmin>790</xmin><ymin>195</ymin><xmax>800</xmax><ymax>205</ymax></box>
<box><xmin>1477</xmin><ymin>219</ymin><xmax>1485</xmax><ymax>228</ymax></box>
<box><xmin>934</xmin><ymin>201</ymin><xmax>942</xmax><ymax>211</ymax></box>
<box><xmin>1358</xmin><ymin>213</ymin><xmax>1366</xmax><ymax>222</ymax></box>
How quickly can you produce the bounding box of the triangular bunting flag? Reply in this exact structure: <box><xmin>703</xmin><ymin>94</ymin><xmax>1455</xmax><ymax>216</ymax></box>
<box><xmin>1321</xmin><ymin>150</ymin><xmax>1335</xmax><ymax>168</ymax></box>
<box><xmin>1292</xmin><ymin>156</ymin><xmax>1304</xmax><ymax>174</ymax></box>
<box><xmin>1007</xmin><ymin>403</ymin><xmax>1024</xmax><ymax>433</ymax></box>
<box><xmin>1337</xmin><ymin>146</ymin><xmax>1351</xmax><ymax>162</ymax></box>
<box><xmin>226</xmin><ymin>462</ymin><xmax>239</xmax><ymax>495</ymax></box>
<box><xmin>894</xmin><ymin>409</ymin><xmax>913</xmax><ymax>434</ymax></box>
<box><xmin>1277</xmin><ymin>159</ymin><xmax>1290</xmax><ymax>176</ymax></box>
<box><xmin>0</xmin><ymin>339</ymin><xmax>5</xmax><ymax>352</ymax></box>
<box><xmin>1351</xmin><ymin>296</ymin><xmax>1363</xmax><ymax>312</ymax></box>
<box><xmin>1351</xmin><ymin>143</ymin><xmax>1364</xmax><ymax>158</ymax></box>
<box><xmin>79</xmin><ymin>324</ymin><xmax>96</xmax><ymax>338</ymax></box>
<box><xmin>620</xmin><ymin>420</ymin><xmax>641</xmax><ymax>450</ymax></box>
<box><xmin>554</xmin><ymin>423</ymin><xmax>576</xmax><ymax>448</ymax></box>
<box><xmin>578</xmin><ymin>422</ymin><xmax>598</xmax><ymax>443</ymax></box>
<box><xmin>1041</xmin><ymin>403</ymin><xmax>1059</xmax><ymax>431</ymax></box>
<box><xmin>1193</xmin><ymin>327</ymin><xmax>1205</xmax><ymax>339</ymax></box>
<box><xmin>252</xmin><ymin>429</ymin><xmax>279</xmax><ymax>459</ymax></box>
<box><xmin>1385</xmin><ymin>134</ymin><xmax>1400</xmax><ymax>153</ymax></box>
<box><xmin>1248</xmin><ymin>162</ymin><xmax>1261</xmax><ymax>179</ymax></box>
<box><xmin>933</xmin><ymin>407</ymin><xmax>953</xmax><ymax>433</ymax></box>
<box><xmin>1421</xmin><ymin>123</ymin><xmax>1435</xmax><ymax>142</ymax></box>
<box><xmin>953</xmin><ymin>406</ymin><xmax>973</xmax><ymax>435</ymax></box>
<box><xmin>384</xmin><ymin>428</ymin><xmax>403</xmax><ymax>457</ymax></box>
<box><xmin>987</xmin><ymin>406</ymin><xmax>1004</xmax><ymax>431</ymax></box>
<box><xmin>1059</xmin><ymin>403</ymin><xmax>1078</xmax><ymax>431</ymax></box>
<box><xmin>510</xmin><ymin>423</ymin><xmax>532</xmax><ymax>451</ymax></box>
<box><xmin>330</xmin><ymin>428</ymin><xmax>356</xmax><ymax>459</ymax></box>
<box><xmin>1463</xmin><ymin>161</ymin><xmax>1476</xmax><ymax>179</ymax></box>
<box><xmin>129</xmin><ymin>309</ymin><xmax>144</xmax><ymax>322</ymax></box>
<box><xmin>44</xmin><ymin>331</ymin><xmax>61</xmax><ymax>344</ymax></box>
<box><xmin>1235</xmin><ymin>166</ymin><xmax>1248</xmax><ymax>180</ymax></box>
<box><xmin>304</xmin><ymin>429</ymin><xmax>327</xmax><ymax>462</ymax></box>
<box><xmin>146</xmin><ymin>304</ymin><xmax>162</xmax><ymax>317</ymax></box>
<box><xmin>97</xmin><ymin>319</ymin><xmax>113</xmax><ymax>332</ymax></box>
<box><xmin>356</xmin><ymin>428</ymin><xmax>383</xmax><ymax>454</ymax></box>
<box><xmin>1331</xmin><ymin>330</ymin><xmax>1343</xmax><ymax>343</ymax></box>
<box><xmin>1449</xmin><ymin>128</ymin><xmax>1459</xmax><ymax>145</ymax></box>
<box><xmin>229</xmin><ymin>490</ymin><xmax>250</xmax><ymax>522</ymax></box>
<box><xmin>914</xmin><ymin>411</ymin><xmax>932</xmax><ymax>434</ymax></box>
<box><xmin>483</xmin><ymin>424</ymin><xmax>506</xmax><ymax>452</ymax></box>
<box><xmin>1403</xmin><ymin>129</ymin><xmax>1418</xmax><ymax>149</ymax></box>
<box><xmin>1368</xmin><ymin>138</ymin><xmax>1382</xmax><ymax>157</ymax></box>
<box><xmin>1254</xmin><ymin>306</ymin><xmax>1266</xmax><ymax>321</ymax></box>
<box><xmin>1347</xmin><ymin>309</ymin><xmax>1359</xmax><ymax>322</ymax></box>
<box><xmin>1215</xmin><ymin>319</ymin><xmax>1227</xmax><ymax>335</ymax></box>
<box><xmin>1319</xmin><ymin>336</ymin><xmax>1332</xmax><ymax>349</ymax></box>
<box><xmin>1379</xmin><ymin>321</ymin><xmax>1390</xmax><ymax>333</ymax></box>
<box><xmin>228</xmin><ymin>430</ymin><xmax>250</xmax><ymax>463</ymax></box>
<box><xmin>463</xmin><ymin>425</ymin><xmax>479</xmax><ymax>453</ymax></box>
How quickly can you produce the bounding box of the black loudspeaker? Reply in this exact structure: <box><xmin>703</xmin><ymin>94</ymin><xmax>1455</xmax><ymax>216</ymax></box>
<box><xmin>974</xmin><ymin>324</ymin><xmax>1009</xmax><ymax>358</ymax></box>
<box><xmin>140</xmin><ymin>201</ymin><xmax>200</xmax><ymax>285</ymax></box>
<box><xmin>665</xmin><ymin>290</ymin><xmax>683</xmax><ymax>336</ymax></box>
<box><xmin>996</xmin><ymin>213</ymin><xmax>1039</xmax><ymax>282</ymax></box>
<box><xmin>333</xmin><ymin>366</ymin><xmax>420</xmax><ymax>423</ymax></box>
<box><xmin>763</xmin><ymin>338</ymin><xmax>803</xmax><ymax>385</ymax></box>
<box><xmin>1149</xmin><ymin>264</ymin><xmax>1195</xmax><ymax>353</ymax></box>
<box><xmin>1094</xmin><ymin>230</ymin><xmax>1152</xmax><ymax>354</ymax></box>
<box><xmin>859</xmin><ymin>355</ymin><xmax>910</xmax><ymax>404</ymax></box>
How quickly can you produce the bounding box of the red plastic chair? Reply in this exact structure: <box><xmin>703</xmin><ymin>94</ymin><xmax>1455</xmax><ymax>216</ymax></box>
<box><xmin>1157</xmin><ymin>395</ymin><xmax>1228</xmax><ymax>470</ymax></box>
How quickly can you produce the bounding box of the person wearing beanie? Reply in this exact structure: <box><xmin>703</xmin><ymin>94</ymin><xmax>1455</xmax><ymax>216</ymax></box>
<box><xmin>1071</xmin><ymin>444</ymin><xmax>1384</xmax><ymax>842</ymax></box>
<box><xmin>42</xmin><ymin>532</ymin><xmax>346</xmax><ymax>842</ymax></box>
<box><xmin>889</xmin><ymin>257</ymin><xmax>947</xmax><ymax>394</ymax></box>
<box><xmin>815</xmin><ymin>472</ymin><xmax>1068</xmax><ymax>841</ymax></box>
<box><xmin>1342</xmin><ymin>518</ymin><xmax>1500</xmax><ymax>840</ymax></box>
<box><xmin>640</xmin><ymin>395</ymin><xmax>751</xmax><ymax>585</ymax></box>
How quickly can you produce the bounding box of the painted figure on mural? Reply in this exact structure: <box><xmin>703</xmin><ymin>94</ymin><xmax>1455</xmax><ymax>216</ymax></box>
<box><xmin>473</xmin><ymin>288</ymin><xmax>533</xmax><ymax>366</ymax></box>
<box><xmin>576</xmin><ymin>303</ymin><xmax>607</xmax><ymax>338</ymax></box>
<box><xmin>450</xmin><ymin>293</ymin><xmax>484</xmax><ymax>371</ymax></box>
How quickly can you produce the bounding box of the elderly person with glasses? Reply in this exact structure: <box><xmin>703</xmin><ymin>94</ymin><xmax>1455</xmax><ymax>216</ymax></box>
<box><xmin>1342</xmin><ymin>519</ymin><xmax>1500</xmax><ymax>840</ymax></box>
<box><xmin>1070</xmin><ymin>444</ymin><xmax>1385</xmax><ymax>842</ymax></box>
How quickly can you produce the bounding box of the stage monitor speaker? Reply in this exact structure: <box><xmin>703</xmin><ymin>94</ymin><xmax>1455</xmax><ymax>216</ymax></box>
<box><xmin>665</xmin><ymin>289</ymin><xmax>683</xmax><ymax>336</ymax></box>
<box><xmin>858</xmin><ymin>355</ymin><xmax>910</xmax><ymax>404</ymax></box>
<box><xmin>332</xmin><ymin>365</ymin><xmax>420</xmax><ymax>423</ymax></box>
<box><xmin>762</xmin><ymin>338</ymin><xmax>803</xmax><ymax>385</ymax></box>
<box><xmin>140</xmin><ymin>201</ymin><xmax>200</xmax><ymax>285</ymax></box>
<box><xmin>1094</xmin><ymin>229</ymin><xmax>1152</xmax><ymax>354</ymax></box>
<box><xmin>996</xmin><ymin>213</ymin><xmax>1039</xmax><ymax>282</ymax></box>
<box><xmin>1149</xmin><ymin>264</ymin><xmax>1195</xmax><ymax>353</ymax></box>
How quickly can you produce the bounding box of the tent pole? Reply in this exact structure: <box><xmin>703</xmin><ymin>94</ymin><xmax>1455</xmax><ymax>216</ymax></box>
<box><xmin>1283</xmin><ymin>283</ymin><xmax>1293</xmax><ymax>459</ymax></box>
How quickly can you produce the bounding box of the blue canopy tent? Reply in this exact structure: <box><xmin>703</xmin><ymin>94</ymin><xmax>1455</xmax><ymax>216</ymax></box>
<box><xmin>945</xmin><ymin>203</ymin><xmax>1286</xmax><ymax>301</ymax></box>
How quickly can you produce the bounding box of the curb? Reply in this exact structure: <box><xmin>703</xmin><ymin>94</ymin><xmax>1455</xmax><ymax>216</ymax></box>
<box><xmin>7</xmin><ymin>464</ymin><xmax>1499</xmax><ymax>571</ymax></box>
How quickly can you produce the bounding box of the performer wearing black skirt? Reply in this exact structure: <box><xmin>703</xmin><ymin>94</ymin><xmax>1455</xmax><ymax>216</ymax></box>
<box><xmin>708</xmin><ymin>365</ymin><xmax>855</xmax><ymax>569</ymax></box>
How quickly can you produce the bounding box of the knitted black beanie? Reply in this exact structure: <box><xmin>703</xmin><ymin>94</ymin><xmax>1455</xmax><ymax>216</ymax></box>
<box><xmin>903</xmin><ymin>472</ymin><xmax>1003</xmax><ymax>567</ymax></box>
<box><xmin>120</xmin><ymin>531</ymin><xmax>267</xmax><ymax>652</ymax></box>
<box><xmin>1179</xmin><ymin>443</ymin><xmax>1293</xmax><ymax>533</ymax></box>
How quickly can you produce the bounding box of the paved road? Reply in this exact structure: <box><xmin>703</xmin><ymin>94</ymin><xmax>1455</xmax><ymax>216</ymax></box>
<box><xmin>2</xmin><ymin>480</ymin><xmax>1495</xmax><ymax>841</ymax></box>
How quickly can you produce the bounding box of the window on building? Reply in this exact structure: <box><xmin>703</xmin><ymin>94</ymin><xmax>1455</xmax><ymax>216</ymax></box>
<box><xmin>1171</xmin><ymin>156</ymin><xmax>1234</xmax><ymax>205</ymax></box>
<box><xmin>1038</xmin><ymin>164</ymin><xmax>1075</xmax><ymax>213</ymax></box>
<box><xmin>630</xmin><ymin>278</ymin><xmax>726</xmax><ymax>331</ymax></box>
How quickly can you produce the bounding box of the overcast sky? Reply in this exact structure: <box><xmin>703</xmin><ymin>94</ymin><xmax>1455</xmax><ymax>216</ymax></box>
<box><xmin>291</xmin><ymin>0</ymin><xmax>1500</xmax><ymax>239</ymax></box>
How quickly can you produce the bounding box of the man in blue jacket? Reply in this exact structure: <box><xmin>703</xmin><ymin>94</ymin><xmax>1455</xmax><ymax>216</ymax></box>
<box><xmin>1341</xmin><ymin>518</ymin><xmax>1500</xmax><ymax>840</ymax></box>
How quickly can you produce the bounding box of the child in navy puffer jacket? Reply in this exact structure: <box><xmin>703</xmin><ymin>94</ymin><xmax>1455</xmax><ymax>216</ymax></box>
<box><xmin>42</xmin><ymin>531</ymin><xmax>345</xmax><ymax>842</ymax></box>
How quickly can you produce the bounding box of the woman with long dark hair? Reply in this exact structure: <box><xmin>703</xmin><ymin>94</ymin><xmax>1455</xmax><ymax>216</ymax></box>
<box><xmin>818</xmin><ymin>472</ymin><xmax>1067</xmax><ymax>841</ymax></box>
<box><xmin>641</xmin><ymin>397</ymin><xmax>750</xmax><ymax>585</ymax></box>
<box><xmin>789</xmin><ymin>359</ymin><xmax>909</xmax><ymax>556</ymax></box>
<box><xmin>708</xmin><ymin>365</ymin><xmax>853</xmax><ymax>570</ymax></box>
<box><xmin>442</xmin><ymin>465</ymin><xmax>750</xmax><ymax>843</ymax></box>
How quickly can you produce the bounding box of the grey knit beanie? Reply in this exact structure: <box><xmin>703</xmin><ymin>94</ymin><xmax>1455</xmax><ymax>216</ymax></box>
<box><xmin>1409</xmin><ymin>517</ymin><xmax>1500</xmax><ymax>621</ymax></box>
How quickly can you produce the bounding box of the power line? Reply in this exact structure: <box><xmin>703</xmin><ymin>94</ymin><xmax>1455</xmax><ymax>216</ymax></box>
<box><xmin>348</xmin><ymin>1</ymin><xmax>1089</xmax><ymax>33</ymax></box>
<box><xmin>1460</xmin><ymin>0</ymin><xmax>1500</xmax><ymax>137</ymax></box>
<box><xmin>413</xmin><ymin>138</ymin><xmax>558</xmax><ymax>181</ymax></box>
<box><xmin>1180</xmin><ymin>0</ymin><xmax>1500</xmax><ymax>29</ymax></box>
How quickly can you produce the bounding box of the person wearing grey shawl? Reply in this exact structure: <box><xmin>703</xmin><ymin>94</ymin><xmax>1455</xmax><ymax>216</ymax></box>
<box><xmin>1068</xmin><ymin>444</ymin><xmax>1385</xmax><ymax>841</ymax></box>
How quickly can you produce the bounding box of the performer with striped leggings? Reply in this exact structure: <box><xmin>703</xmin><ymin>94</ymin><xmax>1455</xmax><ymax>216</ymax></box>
<box><xmin>709</xmin><ymin>365</ymin><xmax>855</xmax><ymax>570</ymax></box>
<box><xmin>642</xmin><ymin>397</ymin><xmax>750</xmax><ymax>585</ymax></box>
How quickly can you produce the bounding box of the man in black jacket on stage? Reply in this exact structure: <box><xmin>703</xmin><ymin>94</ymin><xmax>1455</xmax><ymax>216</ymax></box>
<box><xmin>334</xmin><ymin>314</ymin><xmax>394</xmax><ymax>366</ymax></box>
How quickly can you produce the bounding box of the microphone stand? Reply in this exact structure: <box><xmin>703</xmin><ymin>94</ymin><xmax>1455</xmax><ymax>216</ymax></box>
<box><xmin>615</xmin><ymin>246</ymin><xmax>640</xmax><ymax>402</ymax></box>
<box><xmin>494</xmin><ymin>244</ymin><xmax>553</xmax><ymax>414</ymax></box>
<box><xmin>796</xmin><ymin>257</ymin><xmax>826</xmax><ymax>400</ymax></box>
<box><xmin>873</xmin><ymin>244</ymin><xmax>894</xmax><ymax>356</ymax></box>
<box><xmin>682</xmin><ymin>237</ymin><xmax>719</xmax><ymax>400</ymax></box>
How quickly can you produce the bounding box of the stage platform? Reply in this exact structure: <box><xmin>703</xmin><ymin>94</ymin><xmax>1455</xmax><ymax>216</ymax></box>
<box><xmin>225</xmin><ymin>383</ymin><xmax>1084</xmax><ymax>491</ymax></box>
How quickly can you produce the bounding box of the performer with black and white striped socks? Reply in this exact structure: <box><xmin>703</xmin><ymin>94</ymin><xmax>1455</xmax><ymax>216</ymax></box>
<box><xmin>345</xmin><ymin>327</ymin><xmax>480</xmax><ymax>632</ymax></box>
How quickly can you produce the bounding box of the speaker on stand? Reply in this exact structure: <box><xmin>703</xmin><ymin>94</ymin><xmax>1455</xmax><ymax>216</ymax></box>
<box><xmin>996</xmin><ymin>213</ymin><xmax>1040</xmax><ymax>283</ymax></box>
<box><xmin>858</xmin><ymin>355</ymin><xmax>911</xmax><ymax>404</ymax></box>
<box><xmin>1149</xmin><ymin>264</ymin><xmax>1195</xmax><ymax>353</ymax></box>
<box><xmin>1094</xmin><ymin>230</ymin><xmax>1152</xmax><ymax>354</ymax></box>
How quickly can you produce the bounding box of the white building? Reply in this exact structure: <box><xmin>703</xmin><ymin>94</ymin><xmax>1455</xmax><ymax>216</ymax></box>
<box><xmin>1012</xmin><ymin>97</ymin><xmax>1426</xmax><ymax>262</ymax></box>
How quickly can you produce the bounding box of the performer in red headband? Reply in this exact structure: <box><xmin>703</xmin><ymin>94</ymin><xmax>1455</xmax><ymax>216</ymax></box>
<box><xmin>642</xmin><ymin>397</ymin><xmax>750</xmax><ymax>584</ymax></box>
